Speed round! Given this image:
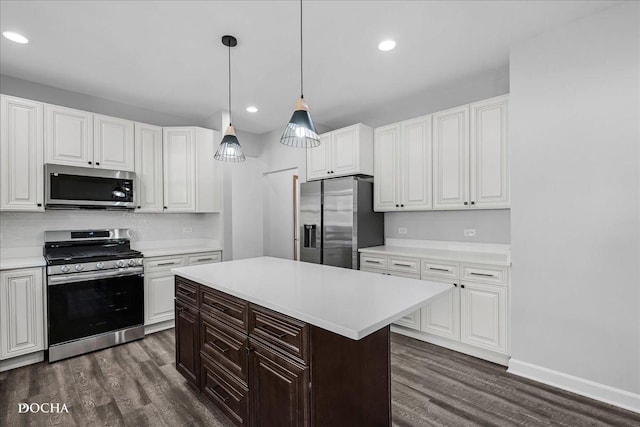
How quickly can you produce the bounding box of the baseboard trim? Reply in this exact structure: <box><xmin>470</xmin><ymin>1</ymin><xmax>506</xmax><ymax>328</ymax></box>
<box><xmin>391</xmin><ymin>325</ymin><xmax>510</xmax><ymax>366</ymax></box>
<box><xmin>508</xmin><ymin>359</ymin><xmax>640</xmax><ymax>414</ymax></box>
<box><xmin>0</xmin><ymin>351</ymin><xmax>44</xmax><ymax>372</ymax></box>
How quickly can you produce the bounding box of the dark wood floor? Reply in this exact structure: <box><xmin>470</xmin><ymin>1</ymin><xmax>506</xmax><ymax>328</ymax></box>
<box><xmin>1</xmin><ymin>330</ymin><xmax>638</xmax><ymax>426</ymax></box>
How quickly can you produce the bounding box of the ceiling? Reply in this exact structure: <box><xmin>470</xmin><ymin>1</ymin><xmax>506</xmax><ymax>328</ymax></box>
<box><xmin>0</xmin><ymin>0</ymin><xmax>619</xmax><ymax>134</ymax></box>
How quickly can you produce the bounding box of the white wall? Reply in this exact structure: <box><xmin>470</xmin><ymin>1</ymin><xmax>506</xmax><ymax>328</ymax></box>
<box><xmin>509</xmin><ymin>1</ymin><xmax>640</xmax><ymax>408</ymax></box>
<box><xmin>232</xmin><ymin>157</ymin><xmax>266</xmax><ymax>259</ymax></box>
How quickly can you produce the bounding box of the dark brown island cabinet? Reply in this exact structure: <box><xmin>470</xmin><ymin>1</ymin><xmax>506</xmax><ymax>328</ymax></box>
<box><xmin>174</xmin><ymin>275</ymin><xmax>391</xmax><ymax>426</ymax></box>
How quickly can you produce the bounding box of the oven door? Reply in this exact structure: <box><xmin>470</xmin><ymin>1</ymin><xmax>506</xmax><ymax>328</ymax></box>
<box><xmin>47</xmin><ymin>269</ymin><xmax>144</xmax><ymax>346</ymax></box>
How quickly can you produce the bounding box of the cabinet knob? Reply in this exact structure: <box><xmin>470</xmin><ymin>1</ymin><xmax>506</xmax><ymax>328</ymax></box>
<box><xmin>88</xmin><ymin>161</ymin><xmax>92</xmax><ymax>165</ymax></box>
<box><xmin>164</xmin><ymin>206</ymin><xmax>168</xmax><ymax>209</ymax></box>
<box><xmin>460</xmin><ymin>284</ymin><xmax>465</xmax><ymax>289</ymax></box>
<box><xmin>471</xmin><ymin>201</ymin><xmax>475</xmax><ymax>205</ymax></box>
<box><xmin>453</xmin><ymin>283</ymin><xmax>458</xmax><ymax>287</ymax></box>
<box><xmin>96</xmin><ymin>162</ymin><xmax>100</xmax><ymax>166</ymax></box>
<box><xmin>395</xmin><ymin>204</ymin><xmax>399</xmax><ymax>207</ymax></box>
<box><xmin>400</xmin><ymin>204</ymin><xmax>404</xmax><ymax>207</ymax></box>
<box><xmin>464</xmin><ymin>201</ymin><xmax>468</xmax><ymax>205</ymax></box>
<box><xmin>137</xmin><ymin>206</ymin><xmax>141</xmax><ymax>209</ymax></box>
<box><xmin>37</xmin><ymin>203</ymin><xmax>42</xmax><ymax>207</ymax></box>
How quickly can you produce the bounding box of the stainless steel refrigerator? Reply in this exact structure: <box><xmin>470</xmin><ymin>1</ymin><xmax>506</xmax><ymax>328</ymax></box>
<box><xmin>299</xmin><ymin>176</ymin><xmax>384</xmax><ymax>269</ymax></box>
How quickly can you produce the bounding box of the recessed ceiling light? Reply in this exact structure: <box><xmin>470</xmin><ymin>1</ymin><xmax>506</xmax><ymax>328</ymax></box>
<box><xmin>246</xmin><ymin>106</ymin><xmax>258</xmax><ymax>113</ymax></box>
<box><xmin>2</xmin><ymin>31</ymin><xmax>29</xmax><ymax>44</ymax></box>
<box><xmin>378</xmin><ymin>40</ymin><xmax>396</xmax><ymax>51</ymax></box>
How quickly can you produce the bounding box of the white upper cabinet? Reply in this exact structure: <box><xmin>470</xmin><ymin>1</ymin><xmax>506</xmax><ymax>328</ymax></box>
<box><xmin>45</xmin><ymin>104</ymin><xmax>135</xmax><ymax>171</ymax></box>
<box><xmin>306</xmin><ymin>123</ymin><xmax>373</xmax><ymax>181</ymax></box>
<box><xmin>163</xmin><ymin>127</ymin><xmax>221</xmax><ymax>213</ymax></box>
<box><xmin>374</xmin><ymin>115</ymin><xmax>432</xmax><ymax>211</ymax></box>
<box><xmin>134</xmin><ymin>122</ymin><xmax>164</xmax><ymax>212</ymax></box>
<box><xmin>433</xmin><ymin>95</ymin><xmax>510</xmax><ymax>210</ymax></box>
<box><xmin>94</xmin><ymin>114</ymin><xmax>135</xmax><ymax>171</ymax></box>
<box><xmin>45</xmin><ymin>104</ymin><xmax>93</xmax><ymax>167</ymax></box>
<box><xmin>0</xmin><ymin>95</ymin><xmax>44</xmax><ymax>212</ymax></box>
<box><xmin>469</xmin><ymin>95</ymin><xmax>509</xmax><ymax>208</ymax></box>
<box><xmin>433</xmin><ymin>105</ymin><xmax>469</xmax><ymax>209</ymax></box>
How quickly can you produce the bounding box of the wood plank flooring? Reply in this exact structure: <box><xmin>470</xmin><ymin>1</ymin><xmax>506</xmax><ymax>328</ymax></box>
<box><xmin>1</xmin><ymin>329</ymin><xmax>638</xmax><ymax>426</ymax></box>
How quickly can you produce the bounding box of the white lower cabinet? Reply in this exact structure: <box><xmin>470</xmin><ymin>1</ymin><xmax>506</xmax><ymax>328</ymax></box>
<box><xmin>360</xmin><ymin>252</ymin><xmax>509</xmax><ymax>364</ymax></box>
<box><xmin>0</xmin><ymin>267</ymin><xmax>44</xmax><ymax>361</ymax></box>
<box><xmin>143</xmin><ymin>251</ymin><xmax>221</xmax><ymax>332</ymax></box>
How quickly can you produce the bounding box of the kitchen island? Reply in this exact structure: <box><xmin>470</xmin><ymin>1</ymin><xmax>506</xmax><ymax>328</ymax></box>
<box><xmin>172</xmin><ymin>256</ymin><xmax>450</xmax><ymax>426</ymax></box>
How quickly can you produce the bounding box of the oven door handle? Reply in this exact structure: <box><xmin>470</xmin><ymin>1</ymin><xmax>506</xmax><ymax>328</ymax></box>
<box><xmin>48</xmin><ymin>267</ymin><xmax>144</xmax><ymax>286</ymax></box>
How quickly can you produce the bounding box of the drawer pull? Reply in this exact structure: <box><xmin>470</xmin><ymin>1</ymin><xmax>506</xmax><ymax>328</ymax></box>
<box><xmin>157</xmin><ymin>262</ymin><xmax>176</xmax><ymax>266</ymax></box>
<box><xmin>393</xmin><ymin>262</ymin><xmax>413</xmax><ymax>267</ymax></box>
<box><xmin>208</xmin><ymin>302</ymin><xmax>228</xmax><ymax>313</ymax></box>
<box><xmin>177</xmin><ymin>289</ymin><xmax>194</xmax><ymax>298</ymax></box>
<box><xmin>197</xmin><ymin>257</ymin><xmax>214</xmax><ymax>262</ymax></box>
<box><xmin>210</xmin><ymin>385</ymin><xmax>230</xmax><ymax>402</ymax></box>
<box><xmin>260</xmin><ymin>325</ymin><xmax>287</xmax><ymax>339</ymax></box>
<box><xmin>365</xmin><ymin>260</ymin><xmax>381</xmax><ymax>264</ymax></box>
<box><xmin>470</xmin><ymin>272</ymin><xmax>496</xmax><ymax>277</ymax></box>
<box><xmin>429</xmin><ymin>267</ymin><xmax>450</xmax><ymax>272</ymax></box>
<box><xmin>210</xmin><ymin>340</ymin><xmax>229</xmax><ymax>353</ymax></box>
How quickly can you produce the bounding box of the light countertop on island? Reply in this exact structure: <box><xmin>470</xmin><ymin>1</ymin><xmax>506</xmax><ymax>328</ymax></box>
<box><xmin>172</xmin><ymin>256</ymin><xmax>450</xmax><ymax>340</ymax></box>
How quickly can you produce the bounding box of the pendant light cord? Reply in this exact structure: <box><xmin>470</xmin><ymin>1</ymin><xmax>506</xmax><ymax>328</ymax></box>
<box><xmin>300</xmin><ymin>0</ymin><xmax>303</xmax><ymax>99</ymax></box>
<box><xmin>228</xmin><ymin>43</ymin><xmax>232</xmax><ymax>126</ymax></box>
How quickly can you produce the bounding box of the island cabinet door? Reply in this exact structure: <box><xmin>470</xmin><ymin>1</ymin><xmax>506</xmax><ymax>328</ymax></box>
<box><xmin>175</xmin><ymin>299</ymin><xmax>200</xmax><ymax>387</ymax></box>
<box><xmin>248</xmin><ymin>339</ymin><xmax>309</xmax><ymax>427</ymax></box>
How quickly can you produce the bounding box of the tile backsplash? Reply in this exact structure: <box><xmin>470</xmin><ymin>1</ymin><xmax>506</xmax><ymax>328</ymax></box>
<box><xmin>0</xmin><ymin>210</ymin><xmax>220</xmax><ymax>248</ymax></box>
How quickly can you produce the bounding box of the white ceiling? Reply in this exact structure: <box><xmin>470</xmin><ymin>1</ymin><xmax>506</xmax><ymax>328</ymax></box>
<box><xmin>0</xmin><ymin>0</ymin><xmax>619</xmax><ymax>134</ymax></box>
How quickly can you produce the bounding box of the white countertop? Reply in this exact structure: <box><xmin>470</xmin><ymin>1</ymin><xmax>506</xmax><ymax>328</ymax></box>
<box><xmin>359</xmin><ymin>239</ymin><xmax>511</xmax><ymax>266</ymax></box>
<box><xmin>0</xmin><ymin>247</ymin><xmax>46</xmax><ymax>270</ymax></box>
<box><xmin>132</xmin><ymin>239</ymin><xmax>222</xmax><ymax>258</ymax></box>
<box><xmin>172</xmin><ymin>256</ymin><xmax>450</xmax><ymax>340</ymax></box>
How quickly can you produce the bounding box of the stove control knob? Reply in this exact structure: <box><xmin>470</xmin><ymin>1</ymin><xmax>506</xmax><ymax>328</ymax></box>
<box><xmin>128</xmin><ymin>259</ymin><xmax>136</xmax><ymax>267</ymax></box>
<box><xmin>116</xmin><ymin>260</ymin><xmax>125</xmax><ymax>268</ymax></box>
<box><xmin>74</xmin><ymin>264</ymin><xmax>84</xmax><ymax>272</ymax></box>
<box><xmin>60</xmin><ymin>265</ymin><xmax>70</xmax><ymax>273</ymax></box>
<box><xmin>96</xmin><ymin>262</ymin><xmax>105</xmax><ymax>270</ymax></box>
<box><xmin>137</xmin><ymin>259</ymin><xmax>144</xmax><ymax>266</ymax></box>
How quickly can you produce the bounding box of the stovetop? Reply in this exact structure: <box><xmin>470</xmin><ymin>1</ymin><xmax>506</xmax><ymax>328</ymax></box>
<box><xmin>45</xmin><ymin>249</ymin><xmax>143</xmax><ymax>265</ymax></box>
<box><xmin>43</xmin><ymin>229</ymin><xmax>142</xmax><ymax>266</ymax></box>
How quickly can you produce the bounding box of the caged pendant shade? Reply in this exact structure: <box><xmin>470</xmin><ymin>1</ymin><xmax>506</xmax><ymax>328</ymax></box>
<box><xmin>215</xmin><ymin>35</ymin><xmax>246</xmax><ymax>162</ymax></box>
<box><xmin>280</xmin><ymin>0</ymin><xmax>320</xmax><ymax>148</ymax></box>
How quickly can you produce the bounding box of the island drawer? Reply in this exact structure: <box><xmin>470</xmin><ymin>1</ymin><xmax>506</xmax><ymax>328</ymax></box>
<box><xmin>387</xmin><ymin>256</ymin><xmax>420</xmax><ymax>275</ymax></box>
<box><xmin>200</xmin><ymin>287</ymin><xmax>249</xmax><ymax>332</ymax></box>
<box><xmin>176</xmin><ymin>277</ymin><xmax>199</xmax><ymax>306</ymax></box>
<box><xmin>187</xmin><ymin>251</ymin><xmax>222</xmax><ymax>266</ymax></box>
<box><xmin>421</xmin><ymin>259</ymin><xmax>460</xmax><ymax>280</ymax></box>
<box><xmin>249</xmin><ymin>305</ymin><xmax>309</xmax><ymax>364</ymax></box>
<box><xmin>201</xmin><ymin>312</ymin><xmax>248</xmax><ymax>385</ymax></box>
<box><xmin>201</xmin><ymin>353</ymin><xmax>249</xmax><ymax>426</ymax></box>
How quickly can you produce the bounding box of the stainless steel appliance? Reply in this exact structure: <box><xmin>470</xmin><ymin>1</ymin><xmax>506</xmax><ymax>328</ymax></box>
<box><xmin>300</xmin><ymin>176</ymin><xmax>384</xmax><ymax>269</ymax></box>
<box><xmin>44</xmin><ymin>229</ymin><xmax>144</xmax><ymax>362</ymax></box>
<box><xmin>45</xmin><ymin>164</ymin><xmax>135</xmax><ymax>209</ymax></box>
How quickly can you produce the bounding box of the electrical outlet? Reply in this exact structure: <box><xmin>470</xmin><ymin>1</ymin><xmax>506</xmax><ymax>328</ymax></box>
<box><xmin>398</xmin><ymin>227</ymin><xmax>408</xmax><ymax>235</ymax></box>
<box><xmin>464</xmin><ymin>229</ymin><xmax>476</xmax><ymax>237</ymax></box>
<box><xmin>183</xmin><ymin>227</ymin><xmax>193</xmax><ymax>233</ymax></box>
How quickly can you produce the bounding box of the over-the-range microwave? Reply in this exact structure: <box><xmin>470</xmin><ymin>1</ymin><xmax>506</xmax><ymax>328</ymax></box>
<box><xmin>45</xmin><ymin>164</ymin><xmax>136</xmax><ymax>210</ymax></box>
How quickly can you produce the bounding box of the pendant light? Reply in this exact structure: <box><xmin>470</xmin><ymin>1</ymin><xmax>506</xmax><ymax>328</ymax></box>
<box><xmin>215</xmin><ymin>35</ymin><xmax>246</xmax><ymax>162</ymax></box>
<box><xmin>280</xmin><ymin>0</ymin><xmax>320</xmax><ymax>148</ymax></box>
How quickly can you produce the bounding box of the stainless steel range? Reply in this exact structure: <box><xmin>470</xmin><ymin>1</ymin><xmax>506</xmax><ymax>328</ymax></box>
<box><xmin>44</xmin><ymin>229</ymin><xmax>144</xmax><ymax>362</ymax></box>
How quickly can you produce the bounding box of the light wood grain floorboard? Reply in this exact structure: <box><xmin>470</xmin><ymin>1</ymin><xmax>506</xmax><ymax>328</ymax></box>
<box><xmin>1</xmin><ymin>329</ymin><xmax>639</xmax><ymax>426</ymax></box>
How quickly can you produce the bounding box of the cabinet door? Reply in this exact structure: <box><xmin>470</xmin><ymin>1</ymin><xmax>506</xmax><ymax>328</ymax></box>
<box><xmin>145</xmin><ymin>272</ymin><xmax>175</xmax><ymax>325</ymax></box>
<box><xmin>421</xmin><ymin>280</ymin><xmax>460</xmax><ymax>341</ymax></box>
<box><xmin>433</xmin><ymin>106</ymin><xmax>469</xmax><ymax>209</ymax></box>
<box><xmin>0</xmin><ymin>96</ymin><xmax>44</xmax><ymax>211</ymax></box>
<box><xmin>0</xmin><ymin>268</ymin><xmax>44</xmax><ymax>359</ymax></box>
<box><xmin>306</xmin><ymin>133</ymin><xmax>331</xmax><ymax>181</ymax></box>
<box><xmin>249</xmin><ymin>339</ymin><xmax>309</xmax><ymax>427</ymax></box>
<box><xmin>373</xmin><ymin>124</ymin><xmax>399</xmax><ymax>211</ymax></box>
<box><xmin>94</xmin><ymin>114</ymin><xmax>135</xmax><ymax>171</ymax></box>
<box><xmin>45</xmin><ymin>104</ymin><xmax>93</xmax><ymax>167</ymax></box>
<box><xmin>400</xmin><ymin>115</ymin><xmax>432</xmax><ymax>210</ymax></box>
<box><xmin>134</xmin><ymin>122</ymin><xmax>163</xmax><ymax>212</ymax></box>
<box><xmin>163</xmin><ymin>127</ymin><xmax>196</xmax><ymax>212</ymax></box>
<box><xmin>469</xmin><ymin>95</ymin><xmax>509</xmax><ymax>208</ymax></box>
<box><xmin>460</xmin><ymin>282</ymin><xmax>507</xmax><ymax>354</ymax></box>
<box><xmin>175</xmin><ymin>299</ymin><xmax>199</xmax><ymax>386</ymax></box>
<box><xmin>331</xmin><ymin>125</ymin><xmax>359</xmax><ymax>176</ymax></box>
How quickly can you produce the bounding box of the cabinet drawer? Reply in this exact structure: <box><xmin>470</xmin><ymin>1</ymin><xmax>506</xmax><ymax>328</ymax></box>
<box><xmin>360</xmin><ymin>254</ymin><xmax>387</xmax><ymax>270</ymax></box>
<box><xmin>187</xmin><ymin>251</ymin><xmax>221</xmax><ymax>265</ymax></box>
<box><xmin>201</xmin><ymin>353</ymin><xmax>249</xmax><ymax>426</ymax></box>
<box><xmin>200</xmin><ymin>287</ymin><xmax>248</xmax><ymax>332</ymax></box>
<box><xmin>387</xmin><ymin>256</ymin><xmax>420</xmax><ymax>275</ymax></box>
<box><xmin>461</xmin><ymin>264</ymin><xmax>507</xmax><ymax>285</ymax></box>
<box><xmin>249</xmin><ymin>305</ymin><xmax>309</xmax><ymax>365</ymax></box>
<box><xmin>421</xmin><ymin>259</ymin><xmax>460</xmax><ymax>280</ymax></box>
<box><xmin>145</xmin><ymin>256</ymin><xmax>185</xmax><ymax>272</ymax></box>
<box><xmin>201</xmin><ymin>312</ymin><xmax>248</xmax><ymax>385</ymax></box>
<box><xmin>175</xmin><ymin>277</ymin><xmax>199</xmax><ymax>307</ymax></box>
